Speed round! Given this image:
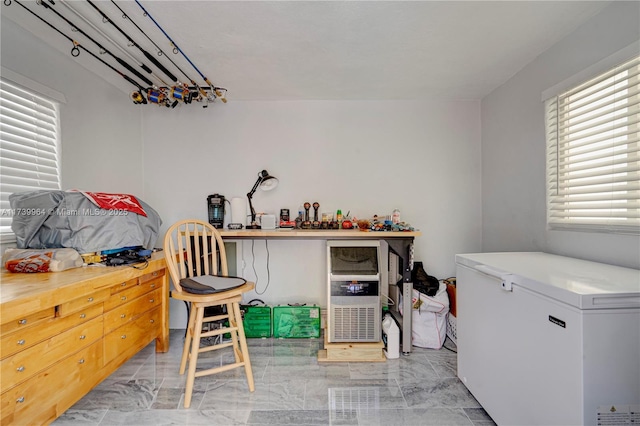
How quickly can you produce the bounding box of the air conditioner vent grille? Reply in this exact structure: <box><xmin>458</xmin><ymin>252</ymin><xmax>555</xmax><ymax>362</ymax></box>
<box><xmin>331</xmin><ymin>306</ymin><xmax>378</xmax><ymax>341</ymax></box>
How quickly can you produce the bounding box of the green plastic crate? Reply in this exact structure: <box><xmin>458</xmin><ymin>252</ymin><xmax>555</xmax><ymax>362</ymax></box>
<box><xmin>272</xmin><ymin>305</ymin><xmax>321</xmax><ymax>338</ymax></box>
<box><xmin>241</xmin><ymin>305</ymin><xmax>272</xmax><ymax>338</ymax></box>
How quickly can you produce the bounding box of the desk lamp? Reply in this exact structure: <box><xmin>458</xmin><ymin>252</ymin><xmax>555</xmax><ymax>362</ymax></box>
<box><xmin>246</xmin><ymin>170</ymin><xmax>278</xmax><ymax>229</ymax></box>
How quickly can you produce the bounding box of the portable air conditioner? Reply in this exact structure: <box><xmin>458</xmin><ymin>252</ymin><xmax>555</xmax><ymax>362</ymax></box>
<box><xmin>326</xmin><ymin>240</ymin><xmax>387</xmax><ymax>343</ymax></box>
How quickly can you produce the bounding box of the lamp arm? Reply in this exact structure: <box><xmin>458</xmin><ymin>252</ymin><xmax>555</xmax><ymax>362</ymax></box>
<box><xmin>247</xmin><ymin>176</ymin><xmax>263</xmax><ymax>224</ymax></box>
<box><xmin>247</xmin><ymin>177</ymin><xmax>262</xmax><ymax>198</ymax></box>
<box><xmin>247</xmin><ymin>192</ymin><xmax>256</xmax><ymax>224</ymax></box>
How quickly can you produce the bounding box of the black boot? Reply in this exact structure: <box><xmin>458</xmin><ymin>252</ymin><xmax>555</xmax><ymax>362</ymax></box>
<box><xmin>412</xmin><ymin>262</ymin><xmax>440</xmax><ymax>296</ymax></box>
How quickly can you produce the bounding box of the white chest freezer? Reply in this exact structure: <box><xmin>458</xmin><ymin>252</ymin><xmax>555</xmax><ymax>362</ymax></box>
<box><xmin>455</xmin><ymin>252</ymin><xmax>640</xmax><ymax>426</ymax></box>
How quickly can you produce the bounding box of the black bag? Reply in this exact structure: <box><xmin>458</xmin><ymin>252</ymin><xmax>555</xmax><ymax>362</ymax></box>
<box><xmin>412</xmin><ymin>261</ymin><xmax>440</xmax><ymax>297</ymax></box>
<box><xmin>104</xmin><ymin>246</ymin><xmax>150</xmax><ymax>266</ymax></box>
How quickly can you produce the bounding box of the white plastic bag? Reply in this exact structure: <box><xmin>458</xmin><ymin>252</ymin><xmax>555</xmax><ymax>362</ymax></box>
<box><xmin>401</xmin><ymin>282</ymin><xmax>450</xmax><ymax>349</ymax></box>
<box><xmin>3</xmin><ymin>248</ymin><xmax>83</xmax><ymax>273</ymax></box>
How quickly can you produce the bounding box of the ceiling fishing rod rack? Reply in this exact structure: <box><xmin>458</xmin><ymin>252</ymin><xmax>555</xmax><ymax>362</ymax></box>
<box><xmin>4</xmin><ymin>0</ymin><xmax>227</xmax><ymax>109</ymax></box>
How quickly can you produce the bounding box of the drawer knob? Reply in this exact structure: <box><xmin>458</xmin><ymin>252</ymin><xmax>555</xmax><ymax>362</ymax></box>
<box><xmin>18</xmin><ymin>319</ymin><xmax>27</xmax><ymax>325</ymax></box>
<box><xmin>150</xmin><ymin>284</ymin><xmax>156</xmax><ymax>288</ymax></box>
<box><xmin>152</xmin><ymin>272</ymin><xmax>158</xmax><ymax>277</ymax></box>
<box><xmin>78</xmin><ymin>358</ymin><xmax>85</xmax><ymax>364</ymax></box>
<box><xmin>79</xmin><ymin>335</ymin><xmax>86</xmax><ymax>340</ymax></box>
<box><xmin>16</xmin><ymin>366</ymin><xmax>25</xmax><ymax>372</ymax></box>
<box><xmin>16</xmin><ymin>396</ymin><xmax>25</xmax><ymax>404</ymax></box>
<box><xmin>121</xmin><ymin>282</ymin><xmax>126</xmax><ymax>286</ymax></box>
<box><xmin>87</xmin><ymin>297</ymin><xmax>94</xmax><ymax>302</ymax></box>
<box><xmin>121</xmin><ymin>335</ymin><xmax>127</xmax><ymax>339</ymax></box>
<box><xmin>80</xmin><ymin>313</ymin><xmax>86</xmax><ymax>319</ymax></box>
<box><xmin>150</xmin><ymin>319</ymin><xmax>155</xmax><ymax>324</ymax></box>
<box><xmin>120</xmin><ymin>314</ymin><xmax>126</xmax><ymax>318</ymax></box>
<box><xmin>17</xmin><ymin>339</ymin><xmax>25</xmax><ymax>345</ymax></box>
<box><xmin>149</xmin><ymin>299</ymin><xmax>155</xmax><ymax>303</ymax></box>
<box><xmin>121</xmin><ymin>296</ymin><xmax>127</xmax><ymax>301</ymax></box>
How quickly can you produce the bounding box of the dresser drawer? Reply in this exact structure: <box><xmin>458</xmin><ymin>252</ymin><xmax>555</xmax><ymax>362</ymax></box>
<box><xmin>0</xmin><ymin>307</ymin><xmax>56</xmax><ymax>336</ymax></box>
<box><xmin>103</xmin><ymin>288</ymin><xmax>162</xmax><ymax>334</ymax></box>
<box><xmin>104</xmin><ymin>306</ymin><xmax>160</xmax><ymax>365</ymax></box>
<box><xmin>57</xmin><ymin>288</ymin><xmax>110</xmax><ymax>317</ymax></box>
<box><xmin>1</xmin><ymin>340</ymin><xmax>103</xmax><ymax>426</ymax></box>
<box><xmin>1</xmin><ymin>316</ymin><xmax>103</xmax><ymax>389</ymax></box>
<box><xmin>139</xmin><ymin>268</ymin><xmax>165</xmax><ymax>284</ymax></box>
<box><xmin>1</xmin><ymin>303</ymin><xmax>103</xmax><ymax>360</ymax></box>
<box><xmin>104</xmin><ymin>280</ymin><xmax>161</xmax><ymax>311</ymax></box>
<box><xmin>110</xmin><ymin>276</ymin><xmax>139</xmax><ymax>295</ymax></box>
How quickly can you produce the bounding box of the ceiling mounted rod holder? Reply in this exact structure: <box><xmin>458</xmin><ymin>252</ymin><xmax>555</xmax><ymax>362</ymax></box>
<box><xmin>246</xmin><ymin>170</ymin><xmax>278</xmax><ymax>229</ymax></box>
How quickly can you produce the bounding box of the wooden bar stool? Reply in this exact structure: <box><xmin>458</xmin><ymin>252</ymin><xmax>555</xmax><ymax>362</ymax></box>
<box><xmin>163</xmin><ymin>219</ymin><xmax>255</xmax><ymax>408</ymax></box>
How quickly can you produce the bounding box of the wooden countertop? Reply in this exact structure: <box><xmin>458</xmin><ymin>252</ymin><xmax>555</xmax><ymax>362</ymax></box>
<box><xmin>219</xmin><ymin>229</ymin><xmax>421</xmax><ymax>239</ymax></box>
<box><xmin>0</xmin><ymin>252</ymin><xmax>166</xmax><ymax>320</ymax></box>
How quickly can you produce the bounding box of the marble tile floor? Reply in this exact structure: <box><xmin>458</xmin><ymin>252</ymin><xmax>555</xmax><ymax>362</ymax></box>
<box><xmin>52</xmin><ymin>330</ymin><xmax>496</xmax><ymax>426</ymax></box>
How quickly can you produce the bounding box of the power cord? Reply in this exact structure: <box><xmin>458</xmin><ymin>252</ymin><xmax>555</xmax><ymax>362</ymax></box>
<box><xmin>251</xmin><ymin>239</ymin><xmax>257</xmax><ymax>288</ymax></box>
<box><xmin>250</xmin><ymin>239</ymin><xmax>272</xmax><ymax>295</ymax></box>
<box><xmin>442</xmin><ymin>335</ymin><xmax>457</xmax><ymax>353</ymax></box>
<box><xmin>383</xmin><ymin>293</ymin><xmax>395</xmax><ymax>306</ymax></box>
<box><xmin>129</xmin><ymin>260</ymin><xmax>149</xmax><ymax>270</ymax></box>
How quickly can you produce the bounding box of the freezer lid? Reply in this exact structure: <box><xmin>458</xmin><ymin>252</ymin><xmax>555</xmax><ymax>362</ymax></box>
<box><xmin>455</xmin><ymin>252</ymin><xmax>640</xmax><ymax>310</ymax></box>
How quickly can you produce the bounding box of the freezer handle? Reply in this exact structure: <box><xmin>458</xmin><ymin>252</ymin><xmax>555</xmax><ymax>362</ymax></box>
<box><xmin>473</xmin><ymin>264</ymin><xmax>515</xmax><ymax>292</ymax></box>
<box><xmin>473</xmin><ymin>264</ymin><xmax>506</xmax><ymax>278</ymax></box>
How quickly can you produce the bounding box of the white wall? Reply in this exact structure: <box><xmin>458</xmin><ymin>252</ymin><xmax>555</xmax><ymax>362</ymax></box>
<box><xmin>481</xmin><ymin>1</ymin><xmax>640</xmax><ymax>269</ymax></box>
<box><xmin>2</xmin><ymin>11</ymin><xmax>482</xmax><ymax>329</ymax></box>
<box><xmin>5</xmin><ymin>1</ymin><xmax>636</xmax><ymax>333</ymax></box>
<box><xmin>142</xmin><ymin>100</ymin><xmax>482</xmax><ymax>327</ymax></box>
<box><xmin>1</xmin><ymin>17</ymin><xmax>144</xmax><ymax>195</ymax></box>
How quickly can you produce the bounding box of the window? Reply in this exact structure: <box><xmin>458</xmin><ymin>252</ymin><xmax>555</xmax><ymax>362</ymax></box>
<box><xmin>0</xmin><ymin>78</ymin><xmax>61</xmax><ymax>241</ymax></box>
<box><xmin>545</xmin><ymin>55</ymin><xmax>640</xmax><ymax>234</ymax></box>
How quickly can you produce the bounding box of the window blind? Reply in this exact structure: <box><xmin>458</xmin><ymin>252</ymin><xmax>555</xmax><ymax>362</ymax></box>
<box><xmin>0</xmin><ymin>79</ymin><xmax>61</xmax><ymax>238</ymax></box>
<box><xmin>545</xmin><ymin>55</ymin><xmax>640</xmax><ymax>234</ymax></box>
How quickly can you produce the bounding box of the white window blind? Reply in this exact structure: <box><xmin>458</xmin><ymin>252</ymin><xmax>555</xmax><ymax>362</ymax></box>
<box><xmin>545</xmin><ymin>55</ymin><xmax>640</xmax><ymax>234</ymax></box>
<box><xmin>0</xmin><ymin>79</ymin><xmax>61</xmax><ymax>239</ymax></box>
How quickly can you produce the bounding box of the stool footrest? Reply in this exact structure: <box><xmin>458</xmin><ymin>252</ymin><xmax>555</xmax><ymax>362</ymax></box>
<box><xmin>195</xmin><ymin>361</ymin><xmax>246</xmax><ymax>378</ymax></box>
<box><xmin>204</xmin><ymin>313</ymin><xmax>230</xmax><ymax>322</ymax></box>
<box><xmin>199</xmin><ymin>341</ymin><xmax>234</xmax><ymax>353</ymax></box>
<box><xmin>201</xmin><ymin>326</ymin><xmax>238</xmax><ymax>338</ymax></box>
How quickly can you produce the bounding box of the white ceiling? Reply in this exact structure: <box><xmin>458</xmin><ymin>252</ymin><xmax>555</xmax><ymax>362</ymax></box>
<box><xmin>2</xmin><ymin>0</ymin><xmax>611</xmax><ymax>101</ymax></box>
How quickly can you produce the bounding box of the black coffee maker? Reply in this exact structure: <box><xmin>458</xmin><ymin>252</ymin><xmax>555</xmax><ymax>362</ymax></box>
<box><xmin>207</xmin><ymin>194</ymin><xmax>226</xmax><ymax>229</ymax></box>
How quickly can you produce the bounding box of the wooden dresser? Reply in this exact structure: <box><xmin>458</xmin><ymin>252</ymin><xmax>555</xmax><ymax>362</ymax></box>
<box><xmin>0</xmin><ymin>253</ymin><xmax>169</xmax><ymax>425</ymax></box>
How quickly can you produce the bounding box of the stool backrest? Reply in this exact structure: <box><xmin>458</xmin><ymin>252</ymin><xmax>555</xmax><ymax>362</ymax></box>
<box><xmin>163</xmin><ymin>219</ymin><xmax>228</xmax><ymax>293</ymax></box>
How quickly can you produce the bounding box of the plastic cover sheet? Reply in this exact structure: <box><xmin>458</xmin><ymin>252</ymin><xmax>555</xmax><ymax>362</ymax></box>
<box><xmin>9</xmin><ymin>190</ymin><xmax>162</xmax><ymax>254</ymax></box>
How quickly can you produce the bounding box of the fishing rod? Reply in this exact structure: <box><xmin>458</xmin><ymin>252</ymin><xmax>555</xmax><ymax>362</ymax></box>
<box><xmin>6</xmin><ymin>0</ymin><xmax>148</xmax><ymax>105</ymax></box>
<box><xmin>84</xmin><ymin>0</ymin><xmax>178</xmax><ymax>85</ymax></box>
<box><xmin>109</xmin><ymin>0</ymin><xmax>210</xmax><ymax>103</ymax></box>
<box><xmin>57</xmin><ymin>0</ymin><xmax>169</xmax><ymax>87</ymax></box>
<box><xmin>134</xmin><ymin>0</ymin><xmax>227</xmax><ymax>103</ymax></box>
<box><xmin>36</xmin><ymin>0</ymin><xmax>154</xmax><ymax>87</ymax></box>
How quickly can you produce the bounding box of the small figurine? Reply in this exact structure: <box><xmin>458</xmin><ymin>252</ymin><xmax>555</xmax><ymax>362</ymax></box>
<box><xmin>302</xmin><ymin>202</ymin><xmax>311</xmax><ymax>229</ymax></box>
<box><xmin>312</xmin><ymin>202</ymin><xmax>320</xmax><ymax>229</ymax></box>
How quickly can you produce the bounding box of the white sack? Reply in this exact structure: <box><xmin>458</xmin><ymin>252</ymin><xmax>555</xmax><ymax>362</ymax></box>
<box><xmin>400</xmin><ymin>282</ymin><xmax>450</xmax><ymax>349</ymax></box>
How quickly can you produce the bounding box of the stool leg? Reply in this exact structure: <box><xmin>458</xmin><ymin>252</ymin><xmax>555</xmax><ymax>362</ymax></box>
<box><xmin>227</xmin><ymin>302</ymin><xmax>241</xmax><ymax>364</ymax></box>
<box><xmin>179</xmin><ymin>302</ymin><xmax>197</xmax><ymax>375</ymax></box>
<box><xmin>232</xmin><ymin>302</ymin><xmax>255</xmax><ymax>392</ymax></box>
<box><xmin>184</xmin><ymin>305</ymin><xmax>205</xmax><ymax>408</ymax></box>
